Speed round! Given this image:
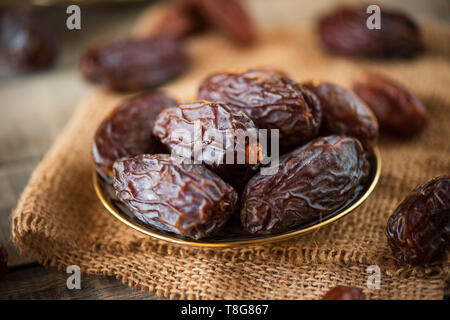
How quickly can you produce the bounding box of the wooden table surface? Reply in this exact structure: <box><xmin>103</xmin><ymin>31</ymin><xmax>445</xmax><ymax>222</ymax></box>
<box><xmin>0</xmin><ymin>0</ymin><xmax>448</xmax><ymax>299</ymax></box>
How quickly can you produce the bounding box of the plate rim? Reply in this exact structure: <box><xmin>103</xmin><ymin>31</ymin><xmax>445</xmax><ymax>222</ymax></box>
<box><xmin>93</xmin><ymin>147</ymin><xmax>381</xmax><ymax>248</ymax></box>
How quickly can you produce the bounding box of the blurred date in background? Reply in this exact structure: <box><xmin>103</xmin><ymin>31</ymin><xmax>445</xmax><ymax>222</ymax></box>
<box><xmin>0</xmin><ymin>0</ymin><xmax>449</xmax><ymax>78</ymax></box>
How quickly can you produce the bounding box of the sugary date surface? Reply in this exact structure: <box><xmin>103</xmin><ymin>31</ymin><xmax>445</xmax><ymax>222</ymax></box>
<box><xmin>241</xmin><ymin>135</ymin><xmax>369</xmax><ymax>235</ymax></box>
<box><xmin>153</xmin><ymin>101</ymin><xmax>263</xmax><ymax>188</ymax></box>
<box><xmin>113</xmin><ymin>154</ymin><xmax>238</xmax><ymax>239</ymax></box>
<box><xmin>92</xmin><ymin>91</ymin><xmax>176</xmax><ymax>178</ymax></box>
<box><xmin>322</xmin><ymin>286</ymin><xmax>366</xmax><ymax>300</ymax></box>
<box><xmin>318</xmin><ymin>6</ymin><xmax>422</xmax><ymax>58</ymax></box>
<box><xmin>79</xmin><ymin>36</ymin><xmax>188</xmax><ymax>91</ymax></box>
<box><xmin>352</xmin><ymin>73</ymin><xmax>426</xmax><ymax>137</ymax></box>
<box><xmin>0</xmin><ymin>243</ymin><xmax>7</xmax><ymax>281</ymax></box>
<box><xmin>195</xmin><ymin>0</ymin><xmax>255</xmax><ymax>45</ymax></box>
<box><xmin>198</xmin><ymin>69</ymin><xmax>322</xmax><ymax>147</ymax></box>
<box><xmin>303</xmin><ymin>81</ymin><xmax>378</xmax><ymax>149</ymax></box>
<box><xmin>386</xmin><ymin>175</ymin><xmax>450</xmax><ymax>265</ymax></box>
<box><xmin>0</xmin><ymin>8</ymin><xmax>56</xmax><ymax>70</ymax></box>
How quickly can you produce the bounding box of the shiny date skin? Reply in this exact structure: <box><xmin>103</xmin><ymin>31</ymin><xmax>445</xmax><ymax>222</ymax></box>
<box><xmin>386</xmin><ymin>175</ymin><xmax>450</xmax><ymax>265</ymax></box>
<box><xmin>113</xmin><ymin>154</ymin><xmax>238</xmax><ymax>239</ymax></box>
<box><xmin>352</xmin><ymin>72</ymin><xmax>427</xmax><ymax>137</ymax></box>
<box><xmin>198</xmin><ymin>69</ymin><xmax>322</xmax><ymax>147</ymax></box>
<box><xmin>92</xmin><ymin>91</ymin><xmax>176</xmax><ymax>180</ymax></box>
<box><xmin>318</xmin><ymin>6</ymin><xmax>423</xmax><ymax>59</ymax></box>
<box><xmin>0</xmin><ymin>8</ymin><xmax>56</xmax><ymax>70</ymax></box>
<box><xmin>322</xmin><ymin>286</ymin><xmax>366</xmax><ymax>300</ymax></box>
<box><xmin>241</xmin><ymin>135</ymin><xmax>369</xmax><ymax>235</ymax></box>
<box><xmin>303</xmin><ymin>81</ymin><xmax>378</xmax><ymax>149</ymax></box>
<box><xmin>153</xmin><ymin>101</ymin><xmax>263</xmax><ymax>188</ymax></box>
<box><xmin>79</xmin><ymin>36</ymin><xmax>188</xmax><ymax>92</ymax></box>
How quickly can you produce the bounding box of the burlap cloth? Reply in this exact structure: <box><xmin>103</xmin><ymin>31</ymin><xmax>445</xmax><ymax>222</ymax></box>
<box><xmin>11</xmin><ymin>6</ymin><xmax>450</xmax><ymax>299</ymax></box>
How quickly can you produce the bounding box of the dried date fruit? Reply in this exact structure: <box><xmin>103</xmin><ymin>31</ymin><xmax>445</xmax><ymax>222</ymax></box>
<box><xmin>303</xmin><ymin>81</ymin><xmax>378</xmax><ymax>149</ymax></box>
<box><xmin>241</xmin><ymin>135</ymin><xmax>369</xmax><ymax>234</ymax></box>
<box><xmin>352</xmin><ymin>72</ymin><xmax>426</xmax><ymax>137</ymax></box>
<box><xmin>198</xmin><ymin>69</ymin><xmax>322</xmax><ymax>147</ymax></box>
<box><xmin>156</xmin><ymin>0</ymin><xmax>207</xmax><ymax>40</ymax></box>
<box><xmin>155</xmin><ymin>0</ymin><xmax>255</xmax><ymax>45</ymax></box>
<box><xmin>92</xmin><ymin>91</ymin><xmax>176</xmax><ymax>179</ymax></box>
<box><xmin>0</xmin><ymin>243</ymin><xmax>7</xmax><ymax>281</ymax></box>
<box><xmin>79</xmin><ymin>36</ymin><xmax>188</xmax><ymax>91</ymax></box>
<box><xmin>322</xmin><ymin>286</ymin><xmax>366</xmax><ymax>300</ymax></box>
<box><xmin>318</xmin><ymin>6</ymin><xmax>422</xmax><ymax>58</ymax></box>
<box><xmin>153</xmin><ymin>101</ymin><xmax>263</xmax><ymax>188</ymax></box>
<box><xmin>113</xmin><ymin>154</ymin><xmax>238</xmax><ymax>239</ymax></box>
<box><xmin>0</xmin><ymin>8</ymin><xmax>56</xmax><ymax>70</ymax></box>
<box><xmin>386</xmin><ymin>175</ymin><xmax>450</xmax><ymax>265</ymax></box>
<box><xmin>195</xmin><ymin>0</ymin><xmax>255</xmax><ymax>45</ymax></box>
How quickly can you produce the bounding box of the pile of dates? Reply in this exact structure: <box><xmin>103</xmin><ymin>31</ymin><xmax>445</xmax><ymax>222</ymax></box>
<box><xmin>94</xmin><ymin>68</ymin><xmax>379</xmax><ymax>240</ymax></box>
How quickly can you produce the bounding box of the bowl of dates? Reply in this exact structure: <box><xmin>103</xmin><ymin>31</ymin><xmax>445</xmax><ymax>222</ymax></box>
<box><xmin>92</xmin><ymin>71</ymin><xmax>381</xmax><ymax>247</ymax></box>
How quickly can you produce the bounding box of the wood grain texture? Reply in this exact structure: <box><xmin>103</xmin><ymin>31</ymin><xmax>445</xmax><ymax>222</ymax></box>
<box><xmin>0</xmin><ymin>265</ymin><xmax>161</xmax><ymax>300</ymax></box>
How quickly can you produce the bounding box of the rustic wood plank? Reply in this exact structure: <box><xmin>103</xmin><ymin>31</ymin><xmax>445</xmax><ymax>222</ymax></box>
<box><xmin>0</xmin><ymin>154</ymin><xmax>45</xmax><ymax>266</ymax></box>
<box><xmin>0</xmin><ymin>265</ymin><xmax>162</xmax><ymax>300</ymax></box>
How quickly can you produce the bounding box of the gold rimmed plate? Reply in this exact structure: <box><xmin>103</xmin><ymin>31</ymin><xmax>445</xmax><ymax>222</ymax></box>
<box><xmin>93</xmin><ymin>147</ymin><xmax>381</xmax><ymax>248</ymax></box>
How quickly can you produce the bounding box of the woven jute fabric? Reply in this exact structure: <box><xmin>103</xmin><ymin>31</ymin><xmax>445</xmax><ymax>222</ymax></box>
<box><xmin>11</xmin><ymin>6</ymin><xmax>450</xmax><ymax>299</ymax></box>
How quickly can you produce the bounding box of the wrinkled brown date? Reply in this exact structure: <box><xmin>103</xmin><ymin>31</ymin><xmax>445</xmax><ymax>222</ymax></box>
<box><xmin>92</xmin><ymin>91</ymin><xmax>176</xmax><ymax>180</ymax></box>
<box><xmin>386</xmin><ymin>175</ymin><xmax>450</xmax><ymax>265</ymax></box>
<box><xmin>113</xmin><ymin>154</ymin><xmax>238</xmax><ymax>239</ymax></box>
<box><xmin>0</xmin><ymin>8</ymin><xmax>56</xmax><ymax>70</ymax></box>
<box><xmin>79</xmin><ymin>36</ymin><xmax>188</xmax><ymax>91</ymax></box>
<box><xmin>322</xmin><ymin>286</ymin><xmax>366</xmax><ymax>300</ymax></box>
<box><xmin>303</xmin><ymin>81</ymin><xmax>378</xmax><ymax>149</ymax></box>
<box><xmin>318</xmin><ymin>6</ymin><xmax>423</xmax><ymax>58</ymax></box>
<box><xmin>352</xmin><ymin>73</ymin><xmax>427</xmax><ymax>137</ymax></box>
<box><xmin>0</xmin><ymin>243</ymin><xmax>7</xmax><ymax>281</ymax></box>
<box><xmin>241</xmin><ymin>135</ymin><xmax>369</xmax><ymax>234</ymax></box>
<box><xmin>198</xmin><ymin>69</ymin><xmax>322</xmax><ymax>147</ymax></box>
<box><xmin>153</xmin><ymin>101</ymin><xmax>263</xmax><ymax>188</ymax></box>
